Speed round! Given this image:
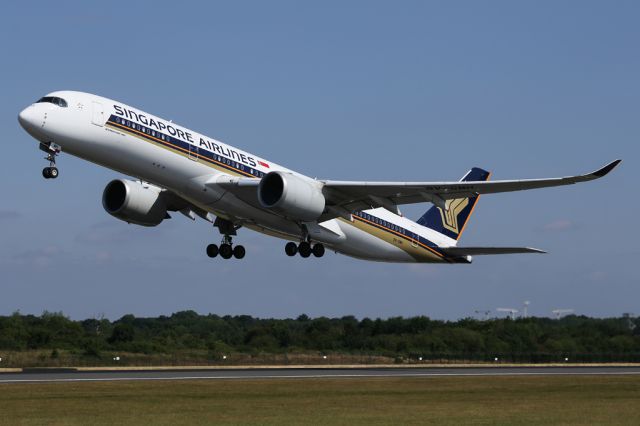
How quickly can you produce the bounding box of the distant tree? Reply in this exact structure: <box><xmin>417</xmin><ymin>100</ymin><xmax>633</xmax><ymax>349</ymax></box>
<box><xmin>1</xmin><ymin>311</ymin><xmax>639</xmax><ymax>362</ymax></box>
<box><xmin>108</xmin><ymin>323</ymin><xmax>135</xmax><ymax>345</ymax></box>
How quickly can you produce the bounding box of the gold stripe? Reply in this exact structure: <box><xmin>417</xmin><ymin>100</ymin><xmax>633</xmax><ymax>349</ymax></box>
<box><xmin>346</xmin><ymin>216</ymin><xmax>444</xmax><ymax>263</ymax></box>
<box><xmin>354</xmin><ymin>215</ymin><xmax>445</xmax><ymax>259</ymax></box>
<box><xmin>107</xmin><ymin>121</ymin><xmax>254</xmax><ymax>178</ymax></box>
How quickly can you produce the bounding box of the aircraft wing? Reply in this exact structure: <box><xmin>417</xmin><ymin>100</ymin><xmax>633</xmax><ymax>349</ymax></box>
<box><xmin>319</xmin><ymin>160</ymin><xmax>621</xmax><ymax>216</ymax></box>
<box><xmin>439</xmin><ymin>247</ymin><xmax>546</xmax><ymax>256</ymax></box>
<box><xmin>213</xmin><ymin>160</ymin><xmax>620</xmax><ymax>220</ymax></box>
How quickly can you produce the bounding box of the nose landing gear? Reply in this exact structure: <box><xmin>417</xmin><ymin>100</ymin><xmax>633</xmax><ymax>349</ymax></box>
<box><xmin>40</xmin><ymin>142</ymin><xmax>61</xmax><ymax>180</ymax></box>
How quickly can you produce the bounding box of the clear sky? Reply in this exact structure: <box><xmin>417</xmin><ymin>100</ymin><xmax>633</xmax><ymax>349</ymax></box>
<box><xmin>0</xmin><ymin>1</ymin><xmax>637</xmax><ymax>320</ymax></box>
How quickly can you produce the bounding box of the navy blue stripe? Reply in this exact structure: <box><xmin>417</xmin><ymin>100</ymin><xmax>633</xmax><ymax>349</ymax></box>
<box><xmin>353</xmin><ymin>212</ymin><xmax>453</xmax><ymax>261</ymax></box>
<box><xmin>106</xmin><ymin>115</ymin><xmax>265</xmax><ymax>179</ymax></box>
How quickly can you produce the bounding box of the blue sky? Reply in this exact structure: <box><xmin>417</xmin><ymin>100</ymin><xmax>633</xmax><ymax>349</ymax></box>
<box><xmin>0</xmin><ymin>1</ymin><xmax>637</xmax><ymax>320</ymax></box>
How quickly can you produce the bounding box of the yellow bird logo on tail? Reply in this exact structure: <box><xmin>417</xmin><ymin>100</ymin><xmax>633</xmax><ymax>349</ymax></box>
<box><xmin>438</xmin><ymin>198</ymin><xmax>469</xmax><ymax>234</ymax></box>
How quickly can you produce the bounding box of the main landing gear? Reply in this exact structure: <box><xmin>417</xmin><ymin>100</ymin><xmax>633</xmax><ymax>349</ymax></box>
<box><xmin>206</xmin><ymin>218</ymin><xmax>246</xmax><ymax>260</ymax></box>
<box><xmin>285</xmin><ymin>241</ymin><xmax>325</xmax><ymax>258</ymax></box>
<box><xmin>40</xmin><ymin>142</ymin><xmax>61</xmax><ymax>180</ymax></box>
<box><xmin>206</xmin><ymin>235</ymin><xmax>246</xmax><ymax>260</ymax></box>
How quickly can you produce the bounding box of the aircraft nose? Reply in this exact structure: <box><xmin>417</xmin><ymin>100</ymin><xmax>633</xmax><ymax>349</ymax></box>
<box><xmin>18</xmin><ymin>106</ymin><xmax>39</xmax><ymax>131</ymax></box>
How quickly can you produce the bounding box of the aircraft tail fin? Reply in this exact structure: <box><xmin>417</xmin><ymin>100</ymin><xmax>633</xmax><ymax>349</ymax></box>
<box><xmin>416</xmin><ymin>167</ymin><xmax>490</xmax><ymax>240</ymax></box>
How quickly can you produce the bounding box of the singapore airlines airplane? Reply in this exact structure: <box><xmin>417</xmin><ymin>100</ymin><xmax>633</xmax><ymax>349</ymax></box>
<box><xmin>18</xmin><ymin>91</ymin><xmax>620</xmax><ymax>263</ymax></box>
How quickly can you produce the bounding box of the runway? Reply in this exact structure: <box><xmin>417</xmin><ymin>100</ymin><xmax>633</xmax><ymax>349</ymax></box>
<box><xmin>1</xmin><ymin>366</ymin><xmax>640</xmax><ymax>384</ymax></box>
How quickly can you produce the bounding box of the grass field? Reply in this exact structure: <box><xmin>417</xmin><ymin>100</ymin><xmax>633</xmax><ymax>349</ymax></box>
<box><xmin>1</xmin><ymin>376</ymin><xmax>640</xmax><ymax>425</ymax></box>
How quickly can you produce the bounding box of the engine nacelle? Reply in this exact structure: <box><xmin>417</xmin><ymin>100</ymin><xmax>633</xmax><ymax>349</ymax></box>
<box><xmin>258</xmin><ymin>171</ymin><xmax>325</xmax><ymax>221</ymax></box>
<box><xmin>102</xmin><ymin>179</ymin><xmax>168</xmax><ymax>227</ymax></box>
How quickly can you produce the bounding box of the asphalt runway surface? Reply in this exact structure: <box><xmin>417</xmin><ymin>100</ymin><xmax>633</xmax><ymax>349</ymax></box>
<box><xmin>1</xmin><ymin>366</ymin><xmax>640</xmax><ymax>384</ymax></box>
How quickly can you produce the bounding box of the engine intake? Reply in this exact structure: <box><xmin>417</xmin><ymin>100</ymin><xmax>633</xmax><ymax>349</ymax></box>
<box><xmin>258</xmin><ymin>171</ymin><xmax>325</xmax><ymax>221</ymax></box>
<box><xmin>102</xmin><ymin>179</ymin><xmax>168</xmax><ymax>227</ymax></box>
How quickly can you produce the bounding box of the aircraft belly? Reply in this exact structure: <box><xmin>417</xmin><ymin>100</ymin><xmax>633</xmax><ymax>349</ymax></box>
<box><xmin>67</xmin><ymin>120</ymin><xmax>228</xmax><ymax>203</ymax></box>
<box><xmin>74</xmin><ymin>121</ymin><xmax>303</xmax><ymax>237</ymax></box>
<box><xmin>332</xmin><ymin>219</ymin><xmax>416</xmax><ymax>262</ymax></box>
<box><xmin>336</xmin><ymin>218</ymin><xmax>446</xmax><ymax>263</ymax></box>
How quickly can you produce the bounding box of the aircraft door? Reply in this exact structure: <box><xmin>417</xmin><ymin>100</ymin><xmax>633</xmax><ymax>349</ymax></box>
<box><xmin>91</xmin><ymin>102</ymin><xmax>104</xmax><ymax>126</ymax></box>
<box><xmin>408</xmin><ymin>225</ymin><xmax>419</xmax><ymax>248</ymax></box>
<box><xmin>410</xmin><ymin>232</ymin><xmax>419</xmax><ymax>248</ymax></box>
<box><xmin>188</xmin><ymin>143</ymin><xmax>199</xmax><ymax>161</ymax></box>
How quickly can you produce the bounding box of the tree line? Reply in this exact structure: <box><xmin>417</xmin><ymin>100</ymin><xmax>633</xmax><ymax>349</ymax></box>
<box><xmin>1</xmin><ymin>311</ymin><xmax>639</xmax><ymax>362</ymax></box>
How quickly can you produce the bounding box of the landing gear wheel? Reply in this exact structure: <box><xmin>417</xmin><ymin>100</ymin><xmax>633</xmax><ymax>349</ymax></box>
<box><xmin>233</xmin><ymin>245</ymin><xmax>246</xmax><ymax>259</ymax></box>
<box><xmin>312</xmin><ymin>243</ymin><xmax>325</xmax><ymax>258</ymax></box>
<box><xmin>219</xmin><ymin>243</ymin><xmax>233</xmax><ymax>259</ymax></box>
<box><xmin>206</xmin><ymin>244</ymin><xmax>219</xmax><ymax>258</ymax></box>
<box><xmin>42</xmin><ymin>167</ymin><xmax>58</xmax><ymax>179</ymax></box>
<box><xmin>285</xmin><ymin>242</ymin><xmax>298</xmax><ymax>256</ymax></box>
<box><xmin>298</xmin><ymin>241</ymin><xmax>311</xmax><ymax>258</ymax></box>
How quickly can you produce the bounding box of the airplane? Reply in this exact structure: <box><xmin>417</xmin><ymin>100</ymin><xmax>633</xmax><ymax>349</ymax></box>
<box><xmin>17</xmin><ymin>91</ymin><xmax>621</xmax><ymax>263</ymax></box>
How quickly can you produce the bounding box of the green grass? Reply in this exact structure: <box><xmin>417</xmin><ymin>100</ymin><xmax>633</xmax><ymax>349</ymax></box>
<box><xmin>0</xmin><ymin>349</ymin><xmax>397</xmax><ymax>368</ymax></box>
<box><xmin>1</xmin><ymin>376</ymin><xmax>640</xmax><ymax>425</ymax></box>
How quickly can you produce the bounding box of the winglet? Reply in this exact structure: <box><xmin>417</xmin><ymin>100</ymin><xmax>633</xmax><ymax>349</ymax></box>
<box><xmin>590</xmin><ymin>159</ymin><xmax>622</xmax><ymax>178</ymax></box>
<box><xmin>525</xmin><ymin>247</ymin><xmax>547</xmax><ymax>254</ymax></box>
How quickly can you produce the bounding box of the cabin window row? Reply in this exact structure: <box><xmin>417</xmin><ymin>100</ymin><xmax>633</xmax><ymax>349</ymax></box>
<box><xmin>112</xmin><ymin>116</ymin><xmax>264</xmax><ymax>177</ymax></box>
<box><xmin>113</xmin><ymin>117</ymin><xmax>173</xmax><ymax>142</ymax></box>
<box><xmin>210</xmin><ymin>154</ymin><xmax>262</xmax><ymax>177</ymax></box>
<box><xmin>360</xmin><ymin>213</ymin><xmax>405</xmax><ymax>234</ymax></box>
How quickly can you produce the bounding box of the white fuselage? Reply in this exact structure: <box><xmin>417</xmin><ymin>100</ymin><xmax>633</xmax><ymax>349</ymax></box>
<box><xmin>18</xmin><ymin>91</ymin><xmax>460</xmax><ymax>263</ymax></box>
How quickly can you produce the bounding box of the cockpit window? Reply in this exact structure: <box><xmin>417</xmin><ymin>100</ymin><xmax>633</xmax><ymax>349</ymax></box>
<box><xmin>36</xmin><ymin>96</ymin><xmax>68</xmax><ymax>108</ymax></box>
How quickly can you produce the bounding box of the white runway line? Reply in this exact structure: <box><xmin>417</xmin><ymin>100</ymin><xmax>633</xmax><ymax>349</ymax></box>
<box><xmin>2</xmin><ymin>370</ymin><xmax>640</xmax><ymax>384</ymax></box>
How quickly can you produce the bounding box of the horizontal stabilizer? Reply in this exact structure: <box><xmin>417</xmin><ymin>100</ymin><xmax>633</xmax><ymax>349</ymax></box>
<box><xmin>440</xmin><ymin>247</ymin><xmax>546</xmax><ymax>256</ymax></box>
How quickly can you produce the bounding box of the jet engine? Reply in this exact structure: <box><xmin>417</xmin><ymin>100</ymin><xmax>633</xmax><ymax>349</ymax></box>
<box><xmin>258</xmin><ymin>171</ymin><xmax>325</xmax><ymax>221</ymax></box>
<box><xmin>102</xmin><ymin>179</ymin><xmax>169</xmax><ymax>227</ymax></box>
